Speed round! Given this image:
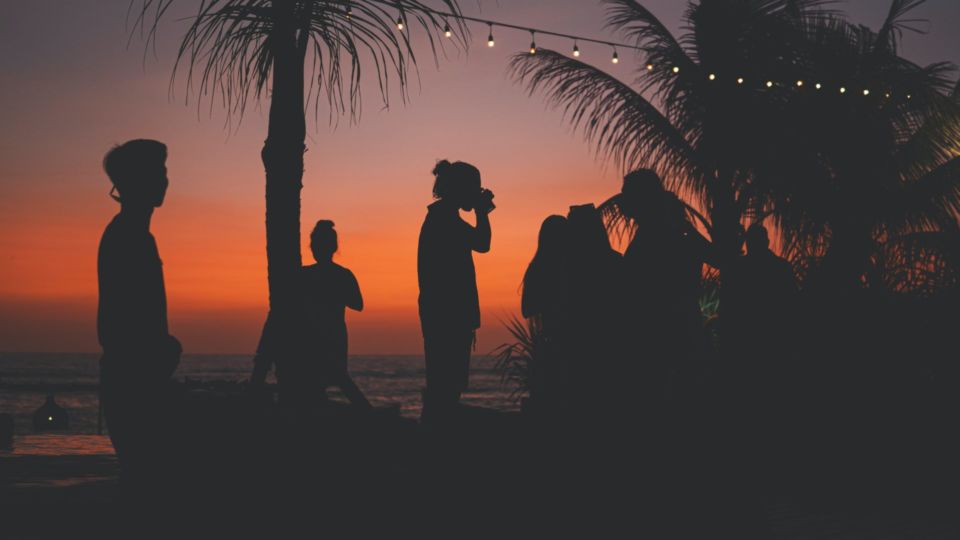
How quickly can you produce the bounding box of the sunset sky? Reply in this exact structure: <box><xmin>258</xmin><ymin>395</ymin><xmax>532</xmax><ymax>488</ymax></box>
<box><xmin>1</xmin><ymin>0</ymin><xmax>958</xmax><ymax>355</ymax></box>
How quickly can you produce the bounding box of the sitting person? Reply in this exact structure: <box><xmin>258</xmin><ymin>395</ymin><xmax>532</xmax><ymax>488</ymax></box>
<box><xmin>300</xmin><ymin>220</ymin><xmax>372</xmax><ymax>410</ymax></box>
<box><xmin>32</xmin><ymin>394</ymin><xmax>69</xmax><ymax>432</ymax></box>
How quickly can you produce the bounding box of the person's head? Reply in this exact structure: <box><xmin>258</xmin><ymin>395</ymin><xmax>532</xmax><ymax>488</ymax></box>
<box><xmin>619</xmin><ymin>168</ymin><xmax>664</xmax><ymax>219</ymax></box>
<box><xmin>103</xmin><ymin>139</ymin><xmax>168</xmax><ymax>208</ymax></box>
<box><xmin>432</xmin><ymin>160</ymin><xmax>482</xmax><ymax>211</ymax></box>
<box><xmin>745</xmin><ymin>223</ymin><xmax>770</xmax><ymax>254</ymax></box>
<box><xmin>310</xmin><ymin>220</ymin><xmax>338</xmax><ymax>262</ymax></box>
<box><xmin>535</xmin><ymin>215</ymin><xmax>568</xmax><ymax>261</ymax></box>
<box><xmin>524</xmin><ymin>215</ymin><xmax>569</xmax><ymax>295</ymax></box>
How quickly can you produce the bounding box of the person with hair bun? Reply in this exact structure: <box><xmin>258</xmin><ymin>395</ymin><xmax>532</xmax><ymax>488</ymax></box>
<box><xmin>300</xmin><ymin>219</ymin><xmax>372</xmax><ymax>410</ymax></box>
<box><xmin>417</xmin><ymin>160</ymin><xmax>495</xmax><ymax>424</ymax></box>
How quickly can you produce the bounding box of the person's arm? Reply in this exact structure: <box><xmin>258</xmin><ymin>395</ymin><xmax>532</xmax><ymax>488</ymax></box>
<box><xmin>471</xmin><ymin>210</ymin><xmax>492</xmax><ymax>253</ymax></box>
<box><xmin>345</xmin><ymin>270</ymin><xmax>363</xmax><ymax>312</ymax></box>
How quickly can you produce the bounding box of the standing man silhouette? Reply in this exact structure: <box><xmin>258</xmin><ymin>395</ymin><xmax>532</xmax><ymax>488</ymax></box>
<box><xmin>417</xmin><ymin>160</ymin><xmax>494</xmax><ymax>424</ymax></box>
<box><xmin>98</xmin><ymin>139</ymin><xmax>181</xmax><ymax>487</ymax></box>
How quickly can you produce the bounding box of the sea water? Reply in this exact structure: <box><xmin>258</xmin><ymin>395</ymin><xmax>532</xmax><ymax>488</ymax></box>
<box><xmin>0</xmin><ymin>352</ymin><xmax>518</xmax><ymax>455</ymax></box>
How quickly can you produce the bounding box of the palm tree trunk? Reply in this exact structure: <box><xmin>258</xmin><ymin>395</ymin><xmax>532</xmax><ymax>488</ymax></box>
<box><xmin>253</xmin><ymin>1</ymin><xmax>309</xmax><ymax>401</ymax></box>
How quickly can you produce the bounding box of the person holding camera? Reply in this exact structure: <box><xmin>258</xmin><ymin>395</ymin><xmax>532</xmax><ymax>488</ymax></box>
<box><xmin>417</xmin><ymin>160</ymin><xmax>495</xmax><ymax>424</ymax></box>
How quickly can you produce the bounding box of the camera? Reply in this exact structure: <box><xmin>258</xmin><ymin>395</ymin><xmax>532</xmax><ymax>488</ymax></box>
<box><xmin>476</xmin><ymin>188</ymin><xmax>496</xmax><ymax>213</ymax></box>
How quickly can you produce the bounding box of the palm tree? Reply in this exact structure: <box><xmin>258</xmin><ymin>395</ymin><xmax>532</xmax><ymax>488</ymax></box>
<box><xmin>509</xmin><ymin>0</ymin><xmax>960</xmax><ymax>293</ymax></box>
<box><xmin>510</xmin><ymin>0</ymin><xmax>836</xmax><ymax>272</ymax></box>
<box><xmin>758</xmin><ymin>0</ymin><xmax>960</xmax><ymax>292</ymax></box>
<box><xmin>131</xmin><ymin>1</ymin><xmax>466</xmax><ymax>391</ymax></box>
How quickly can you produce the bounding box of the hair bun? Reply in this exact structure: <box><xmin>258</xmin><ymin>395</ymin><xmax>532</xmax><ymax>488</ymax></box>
<box><xmin>432</xmin><ymin>159</ymin><xmax>452</xmax><ymax>177</ymax></box>
<box><xmin>315</xmin><ymin>219</ymin><xmax>335</xmax><ymax>229</ymax></box>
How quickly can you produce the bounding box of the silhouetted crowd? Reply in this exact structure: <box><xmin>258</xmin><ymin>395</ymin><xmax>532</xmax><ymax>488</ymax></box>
<box><xmin>96</xmin><ymin>139</ymin><xmax>798</xmax><ymax>490</ymax></box>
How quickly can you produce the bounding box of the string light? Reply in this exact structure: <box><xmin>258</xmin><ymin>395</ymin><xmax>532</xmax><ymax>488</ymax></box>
<box><xmin>395</xmin><ymin>8</ymin><xmax>901</xmax><ymax>104</ymax></box>
<box><xmin>346</xmin><ymin>6</ymin><xmax>352</xmax><ymax>20</ymax></box>
<box><xmin>403</xmin><ymin>8</ymin><xmax>903</xmax><ymax>104</ymax></box>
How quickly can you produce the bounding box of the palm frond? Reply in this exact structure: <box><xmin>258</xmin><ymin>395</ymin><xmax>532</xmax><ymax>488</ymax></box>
<box><xmin>508</xmin><ymin>49</ymin><xmax>700</xmax><ymax>195</ymax></box>
<box><xmin>130</xmin><ymin>0</ymin><xmax>468</xmax><ymax>125</ymax></box>
<box><xmin>490</xmin><ymin>316</ymin><xmax>543</xmax><ymax>403</ymax></box>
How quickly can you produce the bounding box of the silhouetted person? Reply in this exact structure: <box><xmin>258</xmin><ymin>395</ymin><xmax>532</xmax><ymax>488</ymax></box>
<box><xmin>722</xmin><ymin>223</ymin><xmax>797</xmax><ymax>394</ymax></box>
<box><xmin>97</xmin><ymin>139</ymin><xmax>181</xmax><ymax>487</ymax></box>
<box><xmin>417</xmin><ymin>160</ymin><xmax>494</xmax><ymax>424</ymax></box>
<box><xmin>614</xmin><ymin>170</ymin><xmax>714</xmax><ymax>405</ymax></box>
<box><xmin>521</xmin><ymin>215</ymin><xmax>572</xmax><ymax>412</ymax></box>
<box><xmin>565</xmin><ymin>203</ymin><xmax>625</xmax><ymax>413</ymax></box>
<box><xmin>300</xmin><ymin>220</ymin><xmax>372</xmax><ymax>410</ymax></box>
<box><xmin>32</xmin><ymin>394</ymin><xmax>69</xmax><ymax>432</ymax></box>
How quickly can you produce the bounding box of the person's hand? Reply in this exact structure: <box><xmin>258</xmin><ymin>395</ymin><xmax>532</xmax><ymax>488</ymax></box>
<box><xmin>475</xmin><ymin>188</ymin><xmax>496</xmax><ymax>214</ymax></box>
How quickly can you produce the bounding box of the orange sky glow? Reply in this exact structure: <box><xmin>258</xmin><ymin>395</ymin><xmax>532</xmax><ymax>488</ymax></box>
<box><xmin>1</xmin><ymin>1</ymin><xmax>956</xmax><ymax>354</ymax></box>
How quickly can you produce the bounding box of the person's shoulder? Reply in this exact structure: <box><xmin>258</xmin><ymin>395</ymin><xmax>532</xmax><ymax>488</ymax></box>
<box><xmin>333</xmin><ymin>263</ymin><xmax>358</xmax><ymax>281</ymax></box>
<box><xmin>99</xmin><ymin>214</ymin><xmax>132</xmax><ymax>251</ymax></box>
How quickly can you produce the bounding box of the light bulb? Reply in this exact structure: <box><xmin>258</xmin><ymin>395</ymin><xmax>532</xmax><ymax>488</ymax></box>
<box><xmin>444</xmin><ymin>23</ymin><xmax>451</xmax><ymax>38</ymax></box>
<box><xmin>766</xmin><ymin>81</ymin><xmax>774</xmax><ymax>88</ymax></box>
<box><xmin>530</xmin><ymin>42</ymin><xmax>537</xmax><ymax>55</ymax></box>
<box><xmin>612</xmin><ymin>50</ymin><xmax>619</xmax><ymax>64</ymax></box>
<box><xmin>396</xmin><ymin>17</ymin><xmax>404</xmax><ymax>31</ymax></box>
<box><xmin>708</xmin><ymin>73</ymin><xmax>716</xmax><ymax>81</ymax></box>
<box><xmin>815</xmin><ymin>83</ymin><xmax>822</xmax><ymax>90</ymax></box>
<box><xmin>573</xmin><ymin>43</ymin><xmax>580</xmax><ymax>57</ymax></box>
<box><xmin>736</xmin><ymin>77</ymin><xmax>744</xmax><ymax>84</ymax></box>
<box><xmin>796</xmin><ymin>80</ymin><xmax>804</xmax><ymax>87</ymax></box>
<box><xmin>672</xmin><ymin>66</ymin><xmax>680</xmax><ymax>73</ymax></box>
<box><xmin>487</xmin><ymin>25</ymin><xmax>494</xmax><ymax>47</ymax></box>
<box><xmin>646</xmin><ymin>64</ymin><xmax>654</xmax><ymax>71</ymax></box>
<box><xmin>840</xmin><ymin>86</ymin><xmax>847</xmax><ymax>94</ymax></box>
<box><xmin>862</xmin><ymin>89</ymin><xmax>870</xmax><ymax>96</ymax></box>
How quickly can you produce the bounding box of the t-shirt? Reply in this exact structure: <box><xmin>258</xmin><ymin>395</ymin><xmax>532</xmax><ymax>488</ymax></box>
<box><xmin>417</xmin><ymin>201</ymin><xmax>481</xmax><ymax>330</ymax></box>
<box><xmin>97</xmin><ymin>213</ymin><xmax>169</xmax><ymax>356</ymax></box>
<box><xmin>300</xmin><ymin>262</ymin><xmax>361</xmax><ymax>363</ymax></box>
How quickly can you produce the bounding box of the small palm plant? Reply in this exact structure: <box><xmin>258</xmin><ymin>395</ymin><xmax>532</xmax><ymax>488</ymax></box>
<box><xmin>491</xmin><ymin>316</ymin><xmax>544</xmax><ymax>404</ymax></box>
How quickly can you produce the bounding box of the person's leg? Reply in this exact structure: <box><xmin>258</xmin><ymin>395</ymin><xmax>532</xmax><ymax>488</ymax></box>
<box><xmin>422</xmin><ymin>327</ymin><xmax>460</xmax><ymax>422</ymax></box>
<box><xmin>451</xmin><ymin>329</ymin><xmax>474</xmax><ymax>402</ymax></box>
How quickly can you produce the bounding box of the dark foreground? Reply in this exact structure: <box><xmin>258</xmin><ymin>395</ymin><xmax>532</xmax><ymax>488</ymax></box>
<box><xmin>2</xmin><ymin>388</ymin><xmax>958</xmax><ymax>539</ymax></box>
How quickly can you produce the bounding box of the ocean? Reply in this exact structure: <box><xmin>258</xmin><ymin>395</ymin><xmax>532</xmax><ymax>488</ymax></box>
<box><xmin>0</xmin><ymin>352</ymin><xmax>518</xmax><ymax>455</ymax></box>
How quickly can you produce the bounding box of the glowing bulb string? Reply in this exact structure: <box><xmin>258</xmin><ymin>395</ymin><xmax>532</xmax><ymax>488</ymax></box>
<box><xmin>396</xmin><ymin>6</ymin><xmax>914</xmax><ymax>99</ymax></box>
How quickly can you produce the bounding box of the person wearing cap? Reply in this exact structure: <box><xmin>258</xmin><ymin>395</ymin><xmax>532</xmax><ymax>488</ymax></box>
<box><xmin>97</xmin><ymin>139</ymin><xmax>181</xmax><ymax>486</ymax></box>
